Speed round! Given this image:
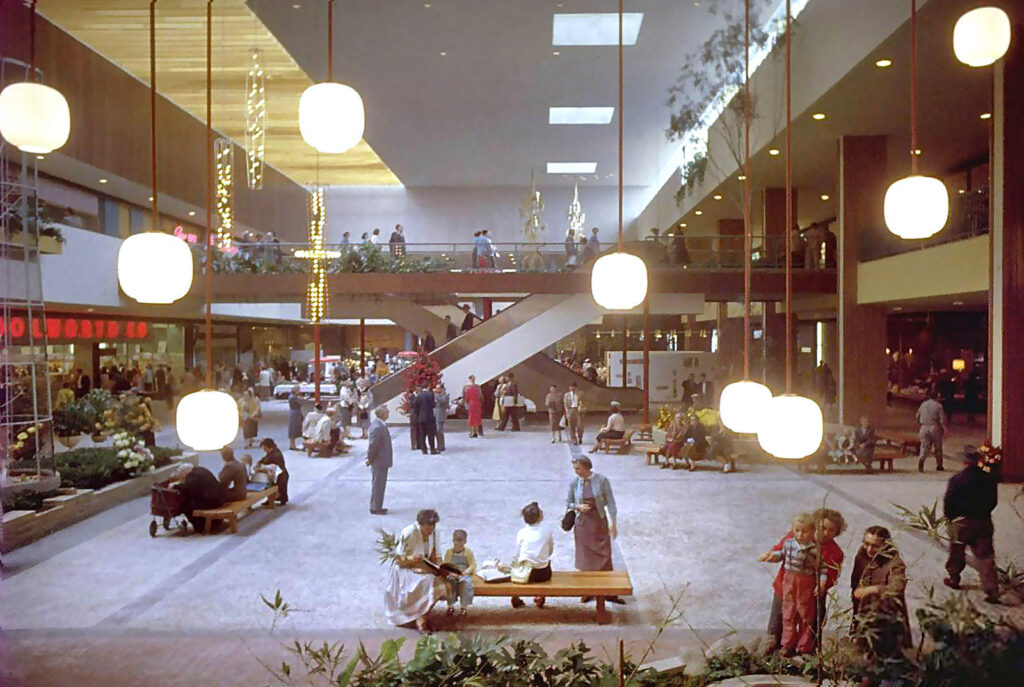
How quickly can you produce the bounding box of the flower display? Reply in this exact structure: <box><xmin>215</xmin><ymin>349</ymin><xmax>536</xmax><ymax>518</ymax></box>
<box><xmin>112</xmin><ymin>431</ymin><xmax>155</xmax><ymax>476</ymax></box>
<box><xmin>398</xmin><ymin>353</ymin><xmax>442</xmax><ymax>416</ymax></box>
<box><xmin>977</xmin><ymin>441</ymin><xmax>1003</xmax><ymax>474</ymax></box>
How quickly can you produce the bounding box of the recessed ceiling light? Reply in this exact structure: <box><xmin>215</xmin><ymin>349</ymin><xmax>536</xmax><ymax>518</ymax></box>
<box><xmin>820</xmin><ymin>194</ymin><xmax>830</xmax><ymax>201</ymax></box>
<box><xmin>713</xmin><ymin>194</ymin><xmax>722</xmax><ymax>200</ymax></box>
<box><xmin>292</xmin><ymin>3</ymin><xmax>300</xmax><ymax>8</ymax></box>
<box><xmin>424</xmin><ymin>2</ymin><xmax>431</xmax><ymax>7</ymax></box>
<box><xmin>953</xmin><ymin>301</ymin><xmax>964</xmax><ymax>306</ymax></box>
<box><xmin>547</xmin><ymin>162</ymin><xmax>597</xmax><ymax>174</ymax></box>
<box><xmin>958</xmin><ymin>188</ymin><xmax>966</xmax><ymax>194</ymax></box>
<box><xmin>812</xmin><ymin>113</ymin><xmax>826</xmax><ymax>120</ymax></box>
<box><xmin>737</xmin><ymin>174</ymin><xmax>747</xmax><ymax>180</ymax></box>
<box><xmin>439</xmin><ymin>51</ymin><xmax>447</xmax><ymax>56</ymax></box>
<box><xmin>680</xmin><ymin>222</ymin><xmax>687</xmax><ymax>227</ymax></box>
<box><xmin>695</xmin><ymin>210</ymin><xmax>703</xmax><ymax>215</ymax></box>
<box><xmin>148</xmin><ymin>196</ymin><xmax>154</xmax><ymax>201</ymax></box>
<box><xmin>188</xmin><ymin>210</ymin><xmax>196</xmax><ymax>216</ymax></box>
<box><xmin>552</xmin><ymin>51</ymin><xmax>561</xmax><ymax>56</ymax></box>
<box><xmin>552</xmin><ymin>13</ymin><xmax>644</xmax><ymax>46</ymax></box>
<box><xmin>549</xmin><ymin>107</ymin><xmax>614</xmax><ymax>125</ymax></box>
<box><xmin>98</xmin><ymin>178</ymin><xmax>108</xmax><ymax>184</ymax></box>
<box><xmin>980</xmin><ymin>112</ymin><xmax>991</xmax><ymax>120</ymax></box>
<box><xmin>36</xmin><ymin>155</ymin><xmax>45</xmax><ymax>160</ymax></box>
<box><xmin>893</xmin><ymin>306</ymin><xmax>903</xmax><ymax>311</ymax></box>
<box><xmin>875</xmin><ymin>58</ymin><xmax>892</xmax><ymax>68</ymax></box>
<box><xmin>768</xmin><ymin>148</ymin><xmax>780</xmax><ymax>156</ymax></box>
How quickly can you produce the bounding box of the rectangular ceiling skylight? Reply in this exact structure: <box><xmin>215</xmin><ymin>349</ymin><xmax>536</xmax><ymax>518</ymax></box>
<box><xmin>547</xmin><ymin>162</ymin><xmax>597</xmax><ymax>174</ymax></box>
<box><xmin>549</xmin><ymin>107</ymin><xmax>615</xmax><ymax>125</ymax></box>
<box><xmin>552</xmin><ymin>13</ymin><xmax>643</xmax><ymax>46</ymax></box>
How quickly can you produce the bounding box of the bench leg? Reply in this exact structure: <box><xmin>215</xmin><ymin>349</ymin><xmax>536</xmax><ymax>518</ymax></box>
<box><xmin>266</xmin><ymin>497</ymin><xmax>276</xmax><ymax>510</ymax></box>
<box><xmin>204</xmin><ymin>517</ymin><xmax>213</xmax><ymax>534</ymax></box>
<box><xmin>230</xmin><ymin>515</ymin><xmax>238</xmax><ymax>534</ymax></box>
<box><xmin>595</xmin><ymin>597</ymin><xmax>610</xmax><ymax>625</ymax></box>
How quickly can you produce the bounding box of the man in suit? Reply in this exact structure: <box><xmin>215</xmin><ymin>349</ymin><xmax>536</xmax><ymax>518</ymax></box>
<box><xmin>563</xmin><ymin>382</ymin><xmax>583</xmax><ymax>445</ymax></box>
<box><xmin>388</xmin><ymin>223</ymin><xmax>406</xmax><ymax>260</ymax></box>
<box><xmin>366</xmin><ymin>405</ymin><xmax>393</xmax><ymax>514</ymax></box>
<box><xmin>416</xmin><ymin>386</ymin><xmax>439</xmax><ymax>454</ymax></box>
<box><xmin>698</xmin><ymin>373</ymin><xmax>715</xmax><ymax>408</ymax></box>
<box><xmin>445</xmin><ymin>315</ymin><xmax>458</xmax><ymax>342</ymax></box>
<box><xmin>682</xmin><ymin>373</ymin><xmax>697</xmax><ymax>408</ymax></box>
<box><xmin>421</xmin><ymin>329</ymin><xmax>436</xmax><ymax>353</ymax></box>
<box><xmin>460</xmin><ymin>304</ymin><xmax>475</xmax><ymax>332</ymax></box>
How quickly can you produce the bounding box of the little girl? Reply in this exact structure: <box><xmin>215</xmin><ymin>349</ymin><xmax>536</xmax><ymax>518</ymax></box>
<box><xmin>760</xmin><ymin>513</ymin><xmax>825</xmax><ymax>656</ymax></box>
<box><xmin>442</xmin><ymin>529</ymin><xmax>476</xmax><ymax>615</ymax></box>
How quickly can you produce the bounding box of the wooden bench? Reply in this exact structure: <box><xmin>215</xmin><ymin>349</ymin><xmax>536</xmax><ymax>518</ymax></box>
<box><xmin>192</xmin><ymin>485</ymin><xmax>278</xmax><ymax>534</ymax></box>
<box><xmin>634</xmin><ymin>424</ymin><xmax>654</xmax><ymax>442</ymax></box>
<box><xmin>471</xmin><ymin>570</ymin><xmax>633</xmax><ymax>624</ymax></box>
<box><xmin>645</xmin><ymin>444</ymin><xmax>665</xmax><ymax>466</ymax></box>
<box><xmin>597</xmin><ymin>429</ymin><xmax>635</xmax><ymax>454</ymax></box>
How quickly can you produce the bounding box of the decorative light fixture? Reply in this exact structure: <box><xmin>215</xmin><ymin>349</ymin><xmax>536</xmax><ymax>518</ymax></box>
<box><xmin>295</xmin><ymin>185</ymin><xmax>339</xmax><ymax>404</ymax></box>
<box><xmin>244</xmin><ymin>48</ymin><xmax>266</xmax><ymax>189</ymax></box>
<box><xmin>953</xmin><ymin>7</ymin><xmax>1011</xmax><ymax>67</ymax></box>
<box><xmin>568</xmin><ymin>182</ymin><xmax>586</xmax><ymax>236</ymax></box>
<box><xmin>756</xmin><ymin>0</ymin><xmax>823</xmax><ymax>459</ymax></box>
<box><xmin>875</xmin><ymin>58</ymin><xmax>893</xmax><ymax>68</ymax></box>
<box><xmin>719</xmin><ymin>0</ymin><xmax>771</xmax><ymax>434</ymax></box>
<box><xmin>590</xmin><ymin>0</ymin><xmax>648</xmax><ymax>310</ymax></box>
<box><xmin>176</xmin><ymin>0</ymin><xmax>238</xmax><ymax>451</ymax></box>
<box><xmin>951</xmin><ymin>358</ymin><xmax>966</xmax><ymax>372</ymax></box>
<box><xmin>117</xmin><ymin>0</ymin><xmax>194</xmax><ymax>304</ymax></box>
<box><xmin>0</xmin><ymin>1</ymin><xmax>70</xmax><ymax>154</ymax></box>
<box><xmin>214</xmin><ymin>136</ymin><xmax>233</xmax><ymax>249</ymax></box>
<box><xmin>520</xmin><ymin>169</ymin><xmax>546</xmax><ymax>241</ymax></box>
<box><xmin>298</xmin><ymin>0</ymin><xmax>365</xmax><ymax>153</ymax></box>
<box><xmin>884</xmin><ymin>0</ymin><xmax>948</xmax><ymax>239</ymax></box>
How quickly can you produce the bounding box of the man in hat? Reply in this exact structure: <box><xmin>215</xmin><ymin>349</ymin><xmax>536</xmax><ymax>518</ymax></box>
<box><xmin>942</xmin><ymin>445</ymin><xmax>1001</xmax><ymax>603</ymax></box>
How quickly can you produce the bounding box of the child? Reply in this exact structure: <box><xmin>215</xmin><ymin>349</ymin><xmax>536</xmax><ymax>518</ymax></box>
<box><xmin>443</xmin><ymin>529</ymin><xmax>476</xmax><ymax>615</ymax></box>
<box><xmin>760</xmin><ymin>513</ymin><xmax>825</xmax><ymax>656</ymax></box>
<box><xmin>239</xmin><ymin>454</ymin><xmax>253</xmax><ymax>479</ymax></box>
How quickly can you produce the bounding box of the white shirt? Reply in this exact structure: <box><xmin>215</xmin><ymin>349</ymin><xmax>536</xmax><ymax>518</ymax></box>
<box><xmin>258</xmin><ymin>369</ymin><xmax>272</xmax><ymax>386</ymax></box>
<box><xmin>515</xmin><ymin>523</ymin><xmax>553</xmax><ymax>567</ymax></box>
<box><xmin>607</xmin><ymin>412</ymin><xmax>625</xmax><ymax>432</ymax></box>
<box><xmin>313</xmin><ymin>414</ymin><xmax>333</xmax><ymax>442</ymax></box>
<box><xmin>564</xmin><ymin>391</ymin><xmax>579</xmax><ymax>409</ymax></box>
<box><xmin>370</xmin><ymin>234</ymin><xmax>380</xmax><ymax>245</ymax></box>
<box><xmin>302</xmin><ymin>410</ymin><xmax>323</xmax><ymax>439</ymax></box>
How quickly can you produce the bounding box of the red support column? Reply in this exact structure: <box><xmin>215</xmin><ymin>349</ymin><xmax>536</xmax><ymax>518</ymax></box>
<box><xmin>360</xmin><ymin>318</ymin><xmax>366</xmax><ymax>378</ymax></box>
<box><xmin>621</xmin><ymin>314</ymin><xmax>628</xmax><ymax>388</ymax></box>
<box><xmin>482</xmin><ymin>298</ymin><xmax>493</xmax><ymax>319</ymax></box>
<box><xmin>642</xmin><ymin>299</ymin><xmax>650</xmax><ymax>423</ymax></box>
<box><xmin>313</xmin><ymin>323</ymin><xmax>321</xmax><ymax>404</ymax></box>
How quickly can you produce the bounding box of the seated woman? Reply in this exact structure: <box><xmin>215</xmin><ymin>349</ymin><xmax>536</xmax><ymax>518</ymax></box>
<box><xmin>706</xmin><ymin>421</ymin><xmax>737</xmax><ymax>473</ymax></box>
<box><xmin>301</xmin><ymin>403</ymin><xmax>325</xmax><ymax>448</ymax></box>
<box><xmin>502</xmin><ymin>501</ymin><xmax>554</xmax><ymax>609</ymax></box>
<box><xmin>589</xmin><ymin>401</ymin><xmax>625</xmax><ymax>452</ymax></box>
<box><xmin>680</xmin><ymin>412</ymin><xmax>708</xmax><ymax>470</ymax></box>
<box><xmin>385</xmin><ymin>509</ymin><xmax>445</xmax><ymax>634</ymax></box>
<box><xmin>218</xmin><ymin>446</ymin><xmax>249</xmax><ymax>501</ymax></box>
<box><xmin>306</xmin><ymin>407</ymin><xmax>340</xmax><ymax>456</ymax></box>
<box><xmin>173</xmin><ymin>462</ymin><xmax>225</xmax><ymax>533</ymax></box>
<box><xmin>661</xmin><ymin>412</ymin><xmax>688</xmax><ymax>467</ymax></box>
<box><xmin>257</xmin><ymin>438</ymin><xmax>289</xmax><ymax>505</ymax></box>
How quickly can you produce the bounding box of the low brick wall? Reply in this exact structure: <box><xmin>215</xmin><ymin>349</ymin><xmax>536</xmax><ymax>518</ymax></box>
<box><xmin>1</xmin><ymin>453</ymin><xmax>198</xmax><ymax>554</ymax></box>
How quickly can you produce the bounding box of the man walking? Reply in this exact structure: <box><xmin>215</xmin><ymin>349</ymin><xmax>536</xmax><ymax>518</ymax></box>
<box><xmin>389</xmin><ymin>224</ymin><xmax>406</xmax><ymax>260</ymax></box>
<box><xmin>497</xmin><ymin>372</ymin><xmax>521</xmax><ymax>431</ymax></box>
<box><xmin>943</xmin><ymin>445</ymin><xmax>1001</xmax><ymax>603</ymax></box>
<box><xmin>366</xmin><ymin>405</ymin><xmax>393</xmax><ymax>514</ymax></box>
<box><xmin>444</xmin><ymin>315</ymin><xmax>458</xmax><ymax>342</ymax></box>
<box><xmin>563</xmin><ymin>382</ymin><xmax>583</xmax><ymax>445</ymax></box>
<box><xmin>916</xmin><ymin>390</ymin><xmax>947</xmax><ymax>471</ymax></box>
<box><xmin>460</xmin><ymin>304</ymin><xmax>475</xmax><ymax>333</ymax></box>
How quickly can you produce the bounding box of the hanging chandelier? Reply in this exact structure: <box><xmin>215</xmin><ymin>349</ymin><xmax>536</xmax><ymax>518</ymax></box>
<box><xmin>719</xmin><ymin>0</ymin><xmax>770</xmax><ymax>434</ymax></box>
<box><xmin>0</xmin><ymin>1</ymin><xmax>70</xmax><ymax>154</ymax></box>
<box><xmin>214</xmin><ymin>136</ymin><xmax>234</xmax><ymax>250</ymax></box>
<box><xmin>298</xmin><ymin>0</ymin><xmax>365</xmax><ymax>153</ymax></box>
<box><xmin>176</xmin><ymin>0</ymin><xmax>238</xmax><ymax>451</ymax></box>
<box><xmin>590</xmin><ymin>0</ymin><xmax>647</xmax><ymax>310</ymax></box>
<box><xmin>756</xmin><ymin>0</ymin><xmax>823</xmax><ymax>460</ymax></box>
<box><xmin>884</xmin><ymin>0</ymin><xmax>948</xmax><ymax>240</ymax></box>
<box><xmin>953</xmin><ymin>6</ymin><xmax>1011</xmax><ymax>67</ymax></box>
<box><xmin>244</xmin><ymin>47</ymin><xmax>266</xmax><ymax>189</ymax></box>
<box><xmin>117</xmin><ymin>0</ymin><xmax>194</xmax><ymax>304</ymax></box>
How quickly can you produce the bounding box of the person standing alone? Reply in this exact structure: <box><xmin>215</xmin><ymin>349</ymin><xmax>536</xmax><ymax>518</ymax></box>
<box><xmin>943</xmin><ymin>445</ymin><xmax>1001</xmax><ymax>603</ymax></box>
<box><xmin>416</xmin><ymin>385</ymin><xmax>439</xmax><ymax>454</ymax></box>
<box><xmin>916</xmin><ymin>390</ymin><xmax>947</xmax><ymax>471</ymax></box>
<box><xmin>366</xmin><ymin>406</ymin><xmax>393</xmax><ymax>514</ymax></box>
<box><xmin>563</xmin><ymin>382</ymin><xmax>583</xmax><ymax>445</ymax></box>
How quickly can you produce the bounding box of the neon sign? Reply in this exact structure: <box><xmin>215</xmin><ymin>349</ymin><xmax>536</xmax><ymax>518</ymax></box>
<box><xmin>1</xmin><ymin>315</ymin><xmax>150</xmax><ymax>343</ymax></box>
<box><xmin>172</xmin><ymin>225</ymin><xmax>238</xmax><ymax>254</ymax></box>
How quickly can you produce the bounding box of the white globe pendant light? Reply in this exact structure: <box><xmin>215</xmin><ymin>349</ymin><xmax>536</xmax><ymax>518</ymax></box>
<box><xmin>299</xmin><ymin>82</ymin><xmax>364</xmax><ymax>153</ymax></box>
<box><xmin>884</xmin><ymin>175</ymin><xmax>949</xmax><ymax>239</ymax></box>
<box><xmin>757</xmin><ymin>393</ymin><xmax>824</xmax><ymax>459</ymax></box>
<box><xmin>117</xmin><ymin>232</ymin><xmax>194</xmax><ymax>303</ymax></box>
<box><xmin>719</xmin><ymin>380</ymin><xmax>773</xmax><ymax>434</ymax></box>
<box><xmin>0</xmin><ymin>82</ymin><xmax>70</xmax><ymax>154</ymax></box>
<box><xmin>176</xmin><ymin>389</ymin><xmax>239</xmax><ymax>451</ymax></box>
<box><xmin>591</xmin><ymin>252</ymin><xmax>648</xmax><ymax>310</ymax></box>
<box><xmin>953</xmin><ymin>7</ymin><xmax>1011</xmax><ymax>67</ymax></box>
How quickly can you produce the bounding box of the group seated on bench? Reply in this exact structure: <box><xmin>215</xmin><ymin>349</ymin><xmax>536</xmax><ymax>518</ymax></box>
<box><xmin>803</xmin><ymin>416</ymin><xmax>904</xmax><ymax>473</ymax></box>
<box><xmin>656</xmin><ymin>408</ymin><xmax>737</xmax><ymax>472</ymax></box>
<box><xmin>303</xmin><ymin>406</ymin><xmax>350</xmax><ymax>457</ymax></box>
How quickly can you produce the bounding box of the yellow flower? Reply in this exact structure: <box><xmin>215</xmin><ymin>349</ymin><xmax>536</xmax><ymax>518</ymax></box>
<box><xmin>27</xmin><ymin>426</ymin><xmax>37</xmax><ymax>434</ymax></box>
<box><xmin>17</xmin><ymin>432</ymin><xmax>28</xmax><ymax>441</ymax></box>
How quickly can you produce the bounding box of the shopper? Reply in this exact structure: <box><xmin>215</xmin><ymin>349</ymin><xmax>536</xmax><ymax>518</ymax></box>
<box><xmin>916</xmin><ymin>390</ymin><xmax>947</xmax><ymax>472</ymax></box>
<box><xmin>287</xmin><ymin>385</ymin><xmax>303</xmax><ymax>451</ymax></box>
<box><xmin>943</xmin><ymin>445</ymin><xmax>1001</xmax><ymax>603</ymax></box>
<box><xmin>239</xmin><ymin>387</ymin><xmax>262</xmax><ymax>449</ymax></box>
<box><xmin>566</xmin><ymin>456</ymin><xmax>623</xmax><ymax>604</ymax></box>
<box><xmin>545</xmin><ymin>384</ymin><xmax>564</xmax><ymax>443</ymax></box>
<box><xmin>463</xmin><ymin>375</ymin><xmax>483</xmax><ymax>438</ymax></box>
<box><xmin>433</xmin><ymin>383</ymin><xmax>449</xmax><ymax>452</ymax></box>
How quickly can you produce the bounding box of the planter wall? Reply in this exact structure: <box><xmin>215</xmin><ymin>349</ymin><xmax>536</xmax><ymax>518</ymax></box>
<box><xmin>1</xmin><ymin>453</ymin><xmax>197</xmax><ymax>553</ymax></box>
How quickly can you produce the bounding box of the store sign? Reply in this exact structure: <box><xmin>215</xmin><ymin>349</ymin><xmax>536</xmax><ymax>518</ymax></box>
<box><xmin>173</xmin><ymin>225</ymin><xmax>238</xmax><ymax>254</ymax></box>
<box><xmin>0</xmin><ymin>315</ymin><xmax>150</xmax><ymax>343</ymax></box>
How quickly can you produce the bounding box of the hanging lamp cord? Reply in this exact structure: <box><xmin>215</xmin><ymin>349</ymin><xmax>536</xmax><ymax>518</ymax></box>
<box><xmin>204</xmin><ymin>0</ymin><xmax>214</xmax><ymax>388</ymax></box>
<box><xmin>784</xmin><ymin>0</ymin><xmax>792</xmax><ymax>393</ymax></box>
<box><xmin>910</xmin><ymin>0</ymin><xmax>918</xmax><ymax>174</ymax></box>
<box><xmin>28</xmin><ymin>0</ymin><xmax>38</xmax><ymax>81</ymax></box>
<box><xmin>617</xmin><ymin>0</ymin><xmax>624</xmax><ymax>252</ymax></box>
<box><xmin>742</xmin><ymin>0</ymin><xmax>751</xmax><ymax>380</ymax></box>
<box><xmin>327</xmin><ymin>0</ymin><xmax>335</xmax><ymax>82</ymax></box>
<box><xmin>149</xmin><ymin>2</ymin><xmax>160</xmax><ymax>234</ymax></box>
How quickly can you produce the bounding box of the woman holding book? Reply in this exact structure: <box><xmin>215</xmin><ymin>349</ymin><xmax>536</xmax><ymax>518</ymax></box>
<box><xmin>385</xmin><ymin>508</ymin><xmax>445</xmax><ymax>633</ymax></box>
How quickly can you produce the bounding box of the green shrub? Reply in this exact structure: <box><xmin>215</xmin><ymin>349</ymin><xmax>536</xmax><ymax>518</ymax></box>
<box><xmin>1</xmin><ymin>489</ymin><xmax>60</xmax><ymax>512</ymax></box>
<box><xmin>56</xmin><ymin>446</ymin><xmax>182</xmax><ymax>490</ymax></box>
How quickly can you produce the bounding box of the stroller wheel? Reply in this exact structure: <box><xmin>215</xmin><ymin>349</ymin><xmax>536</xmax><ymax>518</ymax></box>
<box><xmin>149</xmin><ymin>520</ymin><xmax>158</xmax><ymax>538</ymax></box>
<box><xmin>163</xmin><ymin>517</ymin><xmax>172</xmax><ymax>531</ymax></box>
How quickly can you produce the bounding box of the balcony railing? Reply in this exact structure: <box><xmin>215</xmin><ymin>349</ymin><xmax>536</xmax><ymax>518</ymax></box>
<box><xmin>197</xmin><ymin>235</ymin><xmax>823</xmax><ymax>275</ymax></box>
<box><xmin>861</xmin><ymin>187</ymin><xmax>989</xmax><ymax>262</ymax></box>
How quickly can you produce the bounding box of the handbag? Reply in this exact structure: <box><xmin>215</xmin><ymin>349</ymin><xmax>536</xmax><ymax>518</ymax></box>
<box><xmin>558</xmin><ymin>414</ymin><xmax>567</xmax><ymax>429</ymax></box>
<box><xmin>561</xmin><ymin>509</ymin><xmax>576</xmax><ymax>532</ymax></box>
<box><xmin>510</xmin><ymin>560</ymin><xmax>533</xmax><ymax>584</ymax></box>
<box><xmin>501</xmin><ymin>394</ymin><xmax>517</xmax><ymax>408</ymax></box>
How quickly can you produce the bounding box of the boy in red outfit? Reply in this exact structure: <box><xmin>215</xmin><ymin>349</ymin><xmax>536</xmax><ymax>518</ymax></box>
<box><xmin>761</xmin><ymin>513</ymin><xmax>826</xmax><ymax>655</ymax></box>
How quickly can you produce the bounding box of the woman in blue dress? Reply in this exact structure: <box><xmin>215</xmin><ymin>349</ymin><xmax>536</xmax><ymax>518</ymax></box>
<box><xmin>287</xmin><ymin>385</ymin><xmax>303</xmax><ymax>450</ymax></box>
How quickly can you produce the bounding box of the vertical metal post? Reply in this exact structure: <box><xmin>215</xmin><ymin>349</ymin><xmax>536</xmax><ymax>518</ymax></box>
<box><xmin>360</xmin><ymin>318</ymin><xmax>366</xmax><ymax>377</ymax></box>
<box><xmin>642</xmin><ymin>299</ymin><xmax>650</xmax><ymax>423</ymax></box>
<box><xmin>621</xmin><ymin>314</ymin><xmax>628</xmax><ymax>388</ymax></box>
<box><xmin>313</xmin><ymin>323</ymin><xmax>321</xmax><ymax>404</ymax></box>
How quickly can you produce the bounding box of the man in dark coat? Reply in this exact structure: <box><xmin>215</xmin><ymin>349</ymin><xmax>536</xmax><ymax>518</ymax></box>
<box><xmin>943</xmin><ymin>445</ymin><xmax>1001</xmax><ymax>603</ymax></box>
<box><xmin>445</xmin><ymin>315</ymin><xmax>458</xmax><ymax>342</ymax></box>
<box><xmin>366</xmin><ymin>405</ymin><xmax>393</xmax><ymax>514</ymax></box>
<box><xmin>416</xmin><ymin>386</ymin><xmax>438</xmax><ymax>454</ymax></box>
<box><xmin>175</xmin><ymin>463</ymin><xmax>226</xmax><ymax>533</ymax></box>
<box><xmin>460</xmin><ymin>304</ymin><xmax>475</xmax><ymax>333</ymax></box>
<box><xmin>388</xmin><ymin>224</ymin><xmax>406</xmax><ymax>260</ymax></box>
<box><xmin>421</xmin><ymin>330</ymin><xmax>436</xmax><ymax>353</ymax></box>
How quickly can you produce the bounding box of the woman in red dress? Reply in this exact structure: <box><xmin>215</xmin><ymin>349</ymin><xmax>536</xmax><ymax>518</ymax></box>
<box><xmin>463</xmin><ymin>375</ymin><xmax>483</xmax><ymax>438</ymax></box>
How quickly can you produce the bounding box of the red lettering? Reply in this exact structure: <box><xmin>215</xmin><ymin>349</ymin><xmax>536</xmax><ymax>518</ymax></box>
<box><xmin>47</xmin><ymin>318</ymin><xmax>61</xmax><ymax>338</ymax></box>
<box><xmin>10</xmin><ymin>317</ymin><xmax>25</xmax><ymax>337</ymax></box>
<box><xmin>94</xmin><ymin>320</ymin><xmax>105</xmax><ymax>338</ymax></box>
<box><xmin>31</xmin><ymin>317</ymin><xmax>43</xmax><ymax>339</ymax></box>
<box><xmin>0</xmin><ymin>318</ymin><xmax>5</xmax><ymax>337</ymax></box>
<box><xmin>80</xmin><ymin>320</ymin><xmax>93</xmax><ymax>338</ymax></box>
<box><xmin>63</xmin><ymin>319</ymin><xmax>77</xmax><ymax>338</ymax></box>
<box><xmin>126</xmin><ymin>322</ymin><xmax>137</xmax><ymax>338</ymax></box>
<box><xmin>107</xmin><ymin>321</ymin><xmax>119</xmax><ymax>338</ymax></box>
<box><xmin>137</xmin><ymin>322</ymin><xmax>148</xmax><ymax>338</ymax></box>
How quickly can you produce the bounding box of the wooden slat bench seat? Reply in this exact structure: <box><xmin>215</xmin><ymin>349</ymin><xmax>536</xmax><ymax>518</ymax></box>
<box><xmin>471</xmin><ymin>570</ymin><xmax>632</xmax><ymax>624</ymax></box>
<box><xmin>597</xmin><ymin>429</ymin><xmax>635</xmax><ymax>454</ymax></box>
<box><xmin>645</xmin><ymin>444</ymin><xmax>665</xmax><ymax>466</ymax></box>
<box><xmin>192</xmin><ymin>485</ymin><xmax>278</xmax><ymax>534</ymax></box>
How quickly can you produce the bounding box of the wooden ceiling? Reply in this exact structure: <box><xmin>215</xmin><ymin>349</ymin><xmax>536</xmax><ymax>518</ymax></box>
<box><xmin>38</xmin><ymin>0</ymin><xmax>400</xmax><ymax>187</ymax></box>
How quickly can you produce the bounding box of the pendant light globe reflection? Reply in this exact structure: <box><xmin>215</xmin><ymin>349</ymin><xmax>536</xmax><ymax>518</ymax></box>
<box><xmin>756</xmin><ymin>394</ymin><xmax>824</xmax><ymax>460</ymax></box>
<box><xmin>884</xmin><ymin>175</ymin><xmax>949</xmax><ymax>239</ymax></box>
<box><xmin>176</xmin><ymin>389</ymin><xmax>240</xmax><ymax>451</ymax></box>
<box><xmin>117</xmin><ymin>232</ymin><xmax>194</xmax><ymax>304</ymax></box>
<box><xmin>591</xmin><ymin>252</ymin><xmax>648</xmax><ymax>309</ymax></box>
<box><xmin>298</xmin><ymin>82</ymin><xmax>365</xmax><ymax>153</ymax></box>
<box><xmin>953</xmin><ymin>7</ymin><xmax>1011</xmax><ymax>67</ymax></box>
<box><xmin>719</xmin><ymin>380</ymin><xmax>773</xmax><ymax>434</ymax></box>
<box><xmin>0</xmin><ymin>82</ymin><xmax>71</xmax><ymax>154</ymax></box>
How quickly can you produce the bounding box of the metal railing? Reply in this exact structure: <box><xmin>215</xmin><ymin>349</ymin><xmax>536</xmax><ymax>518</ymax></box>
<box><xmin>861</xmin><ymin>187</ymin><xmax>989</xmax><ymax>262</ymax></box>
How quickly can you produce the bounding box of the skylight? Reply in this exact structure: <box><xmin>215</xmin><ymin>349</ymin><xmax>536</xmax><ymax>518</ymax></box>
<box><xmin>547</xmin><ymin>162</ymin><xmax>597</xmax><ymax>174</ymax></box>
<box><xmin>552</xmin><ymin>13</ymin><xmax>643</xmax><ymax>46</ymax></box>
<box><xmin>549</xmin><ymin>107</ymin><xmax>615</xmax><ymax>125</ymax></box>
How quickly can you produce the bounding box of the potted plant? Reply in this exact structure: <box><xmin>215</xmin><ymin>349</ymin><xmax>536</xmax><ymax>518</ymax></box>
<box><xmin>78</xmin><ymin>389</ymin><xmax>115</xmax><ymax>442</ymax></box>
<box><xmin>52</xmin><ymin>401</ymin><xmax>90</xmax><ymax>448</ymax></box>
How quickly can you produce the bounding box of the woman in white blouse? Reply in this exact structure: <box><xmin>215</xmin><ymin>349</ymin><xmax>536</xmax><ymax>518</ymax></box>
<box><xmin>503</xmin><ymin>501</ymin><xmax>554</xmax><ymax>609</ymax></box>
<box><xmin>385</xmin><ymin>509</ymin><xmax>444</xmax><ymax>633</ymax></box>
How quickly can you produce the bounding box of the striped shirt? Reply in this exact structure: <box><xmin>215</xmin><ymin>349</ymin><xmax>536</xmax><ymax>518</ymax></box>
<box><xmin>782</xmin><ymin>538</ymin><xmax>819</xmax><ymax>576</ymax></box>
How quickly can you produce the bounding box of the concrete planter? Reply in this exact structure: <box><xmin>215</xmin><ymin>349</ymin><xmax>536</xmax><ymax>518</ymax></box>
<box><xmin>1</xmin><ymin>453</ymin><xmax>197</xmax><ymax>553</ymax></box>
<box><xmin>709</xmin><ymin>677</ymin><xmax>816</xmax><ymax>687</ymax></box>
